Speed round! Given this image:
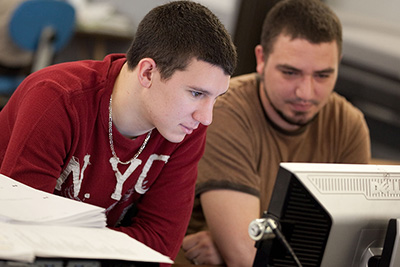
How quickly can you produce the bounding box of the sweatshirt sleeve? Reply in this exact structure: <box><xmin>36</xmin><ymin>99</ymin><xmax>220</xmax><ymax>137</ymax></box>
<box><xmin>0</xmin><ymin>78</ymin><xmax>76</xmax><ymax>192</ymax></box>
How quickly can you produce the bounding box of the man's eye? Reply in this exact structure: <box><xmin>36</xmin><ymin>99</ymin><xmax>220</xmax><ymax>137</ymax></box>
<box><xmin>315</xmin><ymin>73</ymin><xmax>330</xmax><ymax>79</ymax></box>
<box><xmin>282</xmin><ymin>70</ymin><xmax>297</xmax><ymax>76</ymax></box>
<box><xmin>191</xmin><ymin>91</ymin><xmax>203</xmax><ymax>97</ymax></box>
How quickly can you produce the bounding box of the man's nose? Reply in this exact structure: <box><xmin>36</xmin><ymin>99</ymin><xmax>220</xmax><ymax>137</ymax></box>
<box><xmin>193</xmin><ymin>101</ymin><xmax>214</xmax><ymax>126</ymax></box>
<box><xmin>295</xmin><ymin>75</ymin><xmax>314</xmax><ymax>100</ymax></box>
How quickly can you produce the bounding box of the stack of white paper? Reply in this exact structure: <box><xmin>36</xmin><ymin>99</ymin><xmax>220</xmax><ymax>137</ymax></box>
<box><xmin>0</xmin><ymin>174</ymin><xmax>173</xmax><ymax>264</ymax></box>
<box><xmin>0</xmin><ymin>222</ymin><xmax>173</xmax><ymax>264</ymax></box>
<box><xmin>0</xmin><ymin>174</ymin><xmax>106</xmax><ymax>227</ymax></box>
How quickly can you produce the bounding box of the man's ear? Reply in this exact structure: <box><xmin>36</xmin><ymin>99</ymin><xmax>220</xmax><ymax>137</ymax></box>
<box><xmin>339</xmin><ymin>54</ymin><xmax>343</xmax><ymax>64</ymax></box>
<box><xmin>255</xmin><ymin>45</ymin><xmax>265</xmax><ymax>75</ymax></box>
<box><xmin>137</xmin><ymin>58</ymin><xmax>157</xmax><ymax>88</ymax></box>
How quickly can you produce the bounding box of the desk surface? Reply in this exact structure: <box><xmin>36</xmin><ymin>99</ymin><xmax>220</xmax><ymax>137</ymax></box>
<box><xmin>173</xmin><ymin>265</ymin><xmax>218</xmax><ymax>267</ymax></box>
<box><xmin>75</xmin><ymin>25</ymin><xmax>133</xmax><ymax>41</ymax></box>
<box><xmin>370</xmin><ymin>158</ymin><xmax>400</xmax><ymax>165</ymax></box>
<box><xmin>67</xmin><ymin>25</ymin><xmax>133</xmax><ymax>61</ymax></box>
<box><xmin>173</xmin><ymin>250</ymin><xmax>225</xmax><ymax>267</ymax></box>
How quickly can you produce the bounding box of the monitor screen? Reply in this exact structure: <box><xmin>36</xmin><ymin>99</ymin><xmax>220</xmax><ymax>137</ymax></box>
<box><xmin>250</xmin><ymin>162</ymin><xmax>400</xmax><ymax>267</ymax></box>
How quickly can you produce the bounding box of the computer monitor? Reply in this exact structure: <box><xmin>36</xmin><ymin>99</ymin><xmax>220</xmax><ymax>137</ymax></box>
<box><xmin>250</xmin><ymin>162</ymin><xmax>400</xmax><ymax>267</ymax></box>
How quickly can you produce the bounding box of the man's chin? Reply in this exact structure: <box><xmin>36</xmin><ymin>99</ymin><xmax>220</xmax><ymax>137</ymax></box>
<box><xmin>286</xmin><ymin>115</ymin><xmax>317</xmax><ymax>127</ymax></box>
<box><xmin>164</xmin><ymin>133</ymin><xmax>186</xmax><ymax>143</ymax></box>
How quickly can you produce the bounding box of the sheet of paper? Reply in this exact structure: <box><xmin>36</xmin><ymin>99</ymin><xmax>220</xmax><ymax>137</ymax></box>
<box><xmin>0</xmin><ymin>175</ymin><xmax>173</xmax><ymax>264</ymax></box>
<box><xmin>0</xmin><ymin>222</ymin><xmax>173</xmax><ymax>264</ymax></box>
<box><xmin>0</xmin><ymin>226</ymin><xmax>35</xmax><ymax>262</ymax></box>
<box><xmin>0</xmin><ymin>174</ymin><xmax>106</xmax><ymax>227</ymax></box>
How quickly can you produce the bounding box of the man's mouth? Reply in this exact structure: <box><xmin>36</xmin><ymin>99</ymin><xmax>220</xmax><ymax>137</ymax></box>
<box><xmin>181</xmin><ymin>124</ymin><xmax>194</xmax><ymax>135</ymax></box>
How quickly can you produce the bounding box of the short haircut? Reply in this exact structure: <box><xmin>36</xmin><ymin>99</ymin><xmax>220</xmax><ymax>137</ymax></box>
<box><xmin>261</xmin><ymin>0</ymin><xmax>342</xmax><ymax>59</ymax></box>
<box><xmin>126</xmin><ymin>0</ymin><xmax>237</xmax><ymax>79</ymax></box>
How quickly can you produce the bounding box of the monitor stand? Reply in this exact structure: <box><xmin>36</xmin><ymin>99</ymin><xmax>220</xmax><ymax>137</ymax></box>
<box><xmin>375</xmin><ymin>218</ymin><xmax>400</xmax><ymax>267</ymax></box>
<box><xmin>363</xmin><ymin>218</ymin><xmax>400</xmax><ymax>267</ymax></box>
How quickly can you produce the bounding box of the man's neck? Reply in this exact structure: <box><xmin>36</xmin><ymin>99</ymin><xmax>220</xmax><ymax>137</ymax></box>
<box><xmin>111</xmin><ymin>63</ymin><xmax>152</xmax><ymax>138</ymax></box>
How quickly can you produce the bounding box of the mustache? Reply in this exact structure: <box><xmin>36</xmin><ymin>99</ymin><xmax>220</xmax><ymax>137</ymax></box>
<box><xmin>287</xmin><ymin>98</ymin><xmax>319</xmax><ymax>106</ymax></box>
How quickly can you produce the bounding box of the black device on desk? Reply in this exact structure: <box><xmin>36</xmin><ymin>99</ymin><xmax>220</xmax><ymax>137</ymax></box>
<box><xmin>249</xmin><ymin>163</ymin><xmax>400</xmax><ymax>267</ymax></box>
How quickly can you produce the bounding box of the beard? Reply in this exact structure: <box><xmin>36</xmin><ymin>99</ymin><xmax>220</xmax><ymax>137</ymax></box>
<box><xmin>276</xmin><ymin>108</ymin><xmax>316</xmax><ymax>127</ymax></box>
<box><xmin>261</xmin><ymin>80</ymin><xmax>318</xmax><ymax>127</ymax></box>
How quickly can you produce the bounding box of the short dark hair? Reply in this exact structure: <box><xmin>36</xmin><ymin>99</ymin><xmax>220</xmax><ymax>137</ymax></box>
<box><xmin>261</xmin><ymin>0</ymin><xmax>342</xmax><ymax>59</ymax></box>
<box><xmin>126</xmin><ymin>1</ymin><xmax>237</xmax><ymax>79</ymax></box>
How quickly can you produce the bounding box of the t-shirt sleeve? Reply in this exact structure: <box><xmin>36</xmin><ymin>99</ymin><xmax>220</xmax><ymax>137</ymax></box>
<box><xmin>333</xmin><ymin>94</ymin><xmax>371</xmax><ymax>164</ymax></box>
<box><xmin>196</xmin><ymin>103</ymin><xmax>261</xmax><ymax>197</ymax></box>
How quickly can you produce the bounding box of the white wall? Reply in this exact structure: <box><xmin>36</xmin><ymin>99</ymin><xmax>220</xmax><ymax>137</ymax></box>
<box><xmin>81</xmin><ymin>0</ymin><xmax>399</xmax><ymax>78</ymax></box>
<box><xmin>326</xmin><ymin>0</ymin><xmax>400</xmax><ymax>26</ymax></box>
<box><xmin>98</xmin><ymin>0</ymin><xmax>240</xmax><ymax>35</ymax></box>
<box><xmin>325</xmin><ymin>0</ymin><xmax>400</xmax><ymax>79</ymax></box>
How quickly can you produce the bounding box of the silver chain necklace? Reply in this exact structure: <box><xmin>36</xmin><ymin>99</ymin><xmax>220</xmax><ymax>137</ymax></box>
<box><xmin>108</xmin><ymin>96</ymin><xmax>152</xmax><ymax>165</ymax></box>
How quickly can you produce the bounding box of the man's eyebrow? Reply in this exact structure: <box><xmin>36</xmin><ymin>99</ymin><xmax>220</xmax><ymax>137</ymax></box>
<box><xmin>315</xmin><ymin>68</ymin><xmax>335</xmax><ymax>74</ymax></box>
<box><xmin>277</xmin><ymin>64</ymin><xmax>335</xmax><ymax>74</ymax></box>
<box><xmin>277</xmin><ymin>64</ymin><xmax>301</xmax><ymax>72</ymax></box>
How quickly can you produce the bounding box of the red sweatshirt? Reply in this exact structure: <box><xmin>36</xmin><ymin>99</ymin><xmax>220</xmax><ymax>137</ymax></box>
<box><xmin>0</xmin><ymin>54</ymin><xmax>206</xmax><ymax>262</ymax></box>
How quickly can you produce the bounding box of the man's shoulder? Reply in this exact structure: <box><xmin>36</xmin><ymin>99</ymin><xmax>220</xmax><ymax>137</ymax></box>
<box><xmin>48</xmin><ymin>54</ymin><xmax>125</xmax><ymax>77</ymax></box>
<box><xmin>216</xmin><ymin>73</ymin><xmax>259</xmax><ymax>108</ymax></box>
<box><xmin>22</xmin><ymin>54</ymin><xmax>125</xmax><ymax>95</ymax></box>
<box><xmin>229</xmin><ymin>73</ymin><xmax>258</xmax><ymax>90</ymax></box>
<box><xmin>328</xmin><ymin>92</ymin><xmax>362</xmax><ymax>112</ymax></box>
<box><xmin>323</xmin><ymin>92</ymin><xmax>365</xmax><ymax>121</ymax></box>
